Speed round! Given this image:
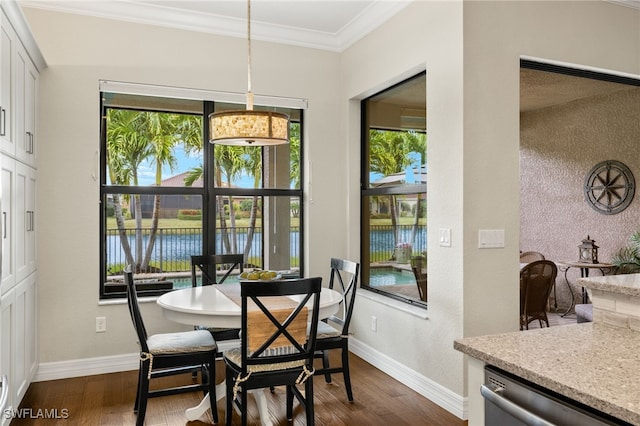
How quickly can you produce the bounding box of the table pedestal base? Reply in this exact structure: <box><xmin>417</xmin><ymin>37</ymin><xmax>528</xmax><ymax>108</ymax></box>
<box><xmin>185</xmin><ymin>385</ymin><xmax>273</xmax><ymax>426</ymax></box>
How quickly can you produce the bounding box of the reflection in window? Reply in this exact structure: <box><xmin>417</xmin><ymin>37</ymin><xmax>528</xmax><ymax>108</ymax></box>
<box><xmin>361</xmin><ymin>72</ymin><xmax>427</xmax><ymax>306</ymax></box>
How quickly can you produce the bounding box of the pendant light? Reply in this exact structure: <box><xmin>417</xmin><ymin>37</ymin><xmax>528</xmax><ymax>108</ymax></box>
<box><xmin>209</xmin><ymin>0</ymin><xmax>289</xmax><ymax>146</ymax></box>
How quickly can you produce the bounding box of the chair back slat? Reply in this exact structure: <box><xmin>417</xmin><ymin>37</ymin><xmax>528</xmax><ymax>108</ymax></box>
<box><xmin>327</xmin><ymin>258</ymin><xmax>359</xmax><ymax>334</ymax></box>
<box><xmin>191</xmin><ymin>254</ymin><xmax>244</xmax><ymax>286</ymax></box>
<box><xmin>248</xmin><ymin>306</ymin><xmax>308</xmax><ymax>356</ymax></box>
<box><xmin>240</xmin><ymin>278</ymin><xmax>322</xmax><ymax>371</ymax></box>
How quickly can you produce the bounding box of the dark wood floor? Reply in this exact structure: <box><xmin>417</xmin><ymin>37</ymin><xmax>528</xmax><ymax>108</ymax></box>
<box><xmin>14</xmin><ymin>352</ymin><xmax>466</xmax><ymax>426</ymax></box>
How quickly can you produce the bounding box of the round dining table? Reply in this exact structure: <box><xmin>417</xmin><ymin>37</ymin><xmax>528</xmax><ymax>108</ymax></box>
<box><xmin>157</xmin><ymin>283</ymin><xmax>343</xmax><ymax>425</ymax></box>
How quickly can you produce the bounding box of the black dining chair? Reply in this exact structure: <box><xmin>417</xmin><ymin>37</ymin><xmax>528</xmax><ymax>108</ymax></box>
<box><xmin>124</xmin><ymin>265</ymin><xmax>219</xmax><ymax>426</ymax></box>
<box><xmin>191</xmin><ymin>254</ymin><xmax>244</xmax><ymax>343</ymax></box>
<box><xmin>223</xmin><ymin>277</ymin><xmax>322</xmax><ymax>426</ymax></box>
<box><xmin>313</xmin><ymin>258</ymin><xmax>360</xmax><ymax>401</ymax></box>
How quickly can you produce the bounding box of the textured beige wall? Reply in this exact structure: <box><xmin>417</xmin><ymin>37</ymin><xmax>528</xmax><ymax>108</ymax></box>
<box><xmin>520</xmin><ymin>87</ymin><xmax>640</xmax><ymax>310</ymax></box>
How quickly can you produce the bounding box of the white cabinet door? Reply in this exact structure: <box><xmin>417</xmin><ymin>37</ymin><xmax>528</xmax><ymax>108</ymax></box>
<box><xmin>0</xmin><ymin>12</ymin><xmax>15</xmax><ymax>156</ymax></box>
<box><xmin>1</xmin><ymin>155</ymin><xmax>14</xmax><ymax>293</ymax></box>
<box><xmin>0</xmin><ymin>274</ymin><xmax>36</xmax><ymax>423</ymax></box>
<box><xmin>15</xmin><ymin>43</ymin><xmax>36</xmax><ymax>167</ymax></box>
<box><xmin>12</xmin><ymin>274</ymin><xmax>35</xmax><ymax>402</ymax></box>
<box><xmin>23</xmin><ymin>274</ymin><xmax>36</xmax><ymax>382</ymax></box>
<box><xmin>0</xmin><ymin>288</ymin><xmax>14</xmax><ymax>422</ymax></box>
<box><xmin>15</xmin><ymin>162</ymin><xmax>35</xmax><ymax>283</ymax></box>
<box><xmin>12</xmin><ymin>278</ymin><xmax>25</xmax><ymax>401</ymax></box>
<box><xmin>22</xmin><ymin>60</ymin><xmax>37</xmax><ymax>166</ymax></box>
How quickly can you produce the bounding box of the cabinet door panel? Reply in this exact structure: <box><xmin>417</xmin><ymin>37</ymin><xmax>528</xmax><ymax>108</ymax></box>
<box><xmin>23</xmin><ymin>60</ymin><xmax>37</xmax><ymax>166</ymax></box>
<box><xmin>1</xmin><ymin>156</ymin><xmax>14</xmax><ymax>292</ymax></box>
<box><xmin>15</xmin><ymin>163</ymin><xmax>36</xmax><ymax>282</ymax></box>
<box><xmin>0</xmin><ymin>13</ymin><xmax>15</xmax><ymax>156</ymax></box>
<box><xmin>13</xmin><ymin>280</ymin><xmax>25</xmax><ymax>400</ymax></box>
<box><xmin>0</xmin><ymin>289</ymin><xmax>14</xmax><ymax>417</ymax></box>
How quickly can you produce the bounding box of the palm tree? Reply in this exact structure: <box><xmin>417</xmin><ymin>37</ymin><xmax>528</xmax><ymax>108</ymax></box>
<box><xmin>107</xmin><ymin>110</ymin><xmax>154</xmax><ymax>271</ymax></box>
<box><xmin>107</xmin><ymin>109</ymin><xmax>201</xmax><ymax>272</ymax></box>
<box><xmin>370</xmin><ymin>130</ymin><xmax>413</xmax><ymax>244</ymax></box>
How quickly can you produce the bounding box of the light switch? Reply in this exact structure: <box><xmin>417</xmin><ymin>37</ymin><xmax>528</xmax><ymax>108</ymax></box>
<box><xmin>478</xmin><ymin>229</ymin><xmax>505</xmax><ymax>249</ymax></box>
<box><xmin>439</xmin><ymin>228</ymin><xmax>451</xmax><ymax>247</ymax></box>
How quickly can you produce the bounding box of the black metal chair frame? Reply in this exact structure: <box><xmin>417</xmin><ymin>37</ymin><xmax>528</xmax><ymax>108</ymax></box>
<box><xmin>313</xmin><ymin>258</ymin><xmax>360</xmax><ymax>401</ymax></box>
<box><xmin>125</xmin><ymin>266</ymin><xmax>218</xmax><ymax>426</ymax></box>
<box><xmin>224</xmin><ymin>278</ymin><xmax>322</xmax><ymax>426</ymax></box>
<box><xmin>191</xmin><ymin>254</ymin><xmax>244</xmax><ymax>343</ymax></box>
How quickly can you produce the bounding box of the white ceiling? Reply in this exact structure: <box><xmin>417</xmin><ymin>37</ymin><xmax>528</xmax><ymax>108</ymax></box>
<box><xmin>18</xmin><ymin>0</ymin><xmax>413</xmax><ymax>52</ymax></box>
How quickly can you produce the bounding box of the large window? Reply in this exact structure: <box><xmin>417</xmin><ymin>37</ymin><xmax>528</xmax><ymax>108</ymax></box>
<box><xmin>100</xmin><ymin>89</ymin><xmax>303</xmax><ymax>298</ymax></box>
<box><xmin>361</xmin><ymin>72</ymin><xmax>427</xmax><ymax>306</ymax></box>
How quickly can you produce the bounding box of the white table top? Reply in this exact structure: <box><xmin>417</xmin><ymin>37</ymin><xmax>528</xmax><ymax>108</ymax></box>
<box><xmin>157</xmin><ymin>284</ymin><xmax>343</xmax><ymax>328</ymax></box>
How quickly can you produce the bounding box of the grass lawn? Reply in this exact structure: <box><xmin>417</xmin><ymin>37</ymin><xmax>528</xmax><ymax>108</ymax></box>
<box><xmin>106</xmin><ymin>216</ymin><xmax>423</xmax><ymax>229</ymax></box>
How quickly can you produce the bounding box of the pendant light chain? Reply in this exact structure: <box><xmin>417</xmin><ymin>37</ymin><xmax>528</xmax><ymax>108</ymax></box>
<box><xmin>208</xmin><ymin>0</ymin><xmax>290</xmax><ymax>146</ymax></box>
<box><xmin>246</xmin><ymin>0</ymin><xmax>254</xmax><ymax>110</ymax></box>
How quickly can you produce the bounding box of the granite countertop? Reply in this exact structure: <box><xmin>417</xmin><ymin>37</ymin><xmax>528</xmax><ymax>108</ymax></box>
<box><xmin>578</xmin><ymin>272</ymin><xmax>640</xmax><ymax>297</ymax></box>
<box><xmin>454</xmin><ymin>322</ymin><xmax>640</xmax><ymax>425</ymax></box>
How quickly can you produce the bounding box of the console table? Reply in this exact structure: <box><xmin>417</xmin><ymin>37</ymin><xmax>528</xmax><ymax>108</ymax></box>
<box><xmin>557</xmin><ymin>261</ymin><xmax>613</xmax><ymax>317</ymax></box>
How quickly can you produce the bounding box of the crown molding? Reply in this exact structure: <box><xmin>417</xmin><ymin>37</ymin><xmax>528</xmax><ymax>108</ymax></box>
<box><xmin>604</xmin><ymin>0</ymin><xmax>640</xmax><ymax>9</ymax></box>
<box><xmin>19</xmin><ymin>0</ymin><xmax>412</xmax><ymax>52</ymax></box>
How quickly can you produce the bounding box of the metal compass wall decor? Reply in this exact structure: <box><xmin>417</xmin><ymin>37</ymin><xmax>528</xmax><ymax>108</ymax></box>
<box><xmin>583</xmin><ymin>160</ymin><xmax>635</xmax><ymax>215</ymax></box>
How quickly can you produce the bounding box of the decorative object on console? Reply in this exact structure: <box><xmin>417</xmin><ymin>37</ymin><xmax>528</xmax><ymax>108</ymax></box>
<box><xmin>578</xmin><ymin>236</ymin><xmax>598</xmax><ymax>263</ymax></box>
<box><xmin>208</xmin><ymin>0</ymin><xmax>289</xmax><ymax>146</ymax></box>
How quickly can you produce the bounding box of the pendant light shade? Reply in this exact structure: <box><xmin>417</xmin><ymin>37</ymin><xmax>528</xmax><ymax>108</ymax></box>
<box><xmin>209</xmin><ymin>0</ymin><xmax>290</xmax><ymax>146</ymax></box>
<box><xmin>209</xmin><ymin>110</ymin><xmax>289</xmax><ymax>146</ymax></box>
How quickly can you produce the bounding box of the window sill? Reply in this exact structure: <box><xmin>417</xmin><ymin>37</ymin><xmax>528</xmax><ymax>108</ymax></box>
<box><xmin>98</xmin><ymin>296</ymin><xmax>158</xmax><ymax>306</ymax></box>
<box><xmin>358</xmin><ymin>289</ymin><xmax>429</xmax><ymax>320</ymax></box>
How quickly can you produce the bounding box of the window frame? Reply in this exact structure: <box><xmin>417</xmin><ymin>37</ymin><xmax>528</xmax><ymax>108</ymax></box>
<box><xmin>99</xmin><ymin>87</ymin><xmax>305</xmax><ymax>299</ymax></box>
<box><xmin>360</xmin><ymin>71</ymin><xmax>427</xmax><ymax>307</ymax></box>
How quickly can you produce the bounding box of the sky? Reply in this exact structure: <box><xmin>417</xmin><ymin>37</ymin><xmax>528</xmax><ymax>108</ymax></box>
<box><xmin>135</xmin><ymin>146</ymin><xmax>423</xmax><ymax>187</ymax></box>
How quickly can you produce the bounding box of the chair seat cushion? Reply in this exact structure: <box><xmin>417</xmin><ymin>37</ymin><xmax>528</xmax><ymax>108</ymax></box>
<box><xmin>147</xmin><ymin>330</ymin><xmax>216</xmax><ymax>355</ymax></box>
<box><xmin>224</xmin><ymin>347</ymin><xmax>306</xmax><ymax>373</ymax></box>
<box><xmin>316</xmin><ymin>321</ymin><xmax>341</xmax><ymax>339</ymax></box>
<box><xmin>196</xmin><ymin>326</ymin><xmax>241</xmax><ymax>341</ymax></box>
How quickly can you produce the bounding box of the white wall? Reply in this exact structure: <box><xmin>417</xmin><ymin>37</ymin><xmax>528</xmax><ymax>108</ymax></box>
<box><xmin>22</xmin><ymin>0</ymin><xmax>640</xmax><ymax>420</ymax></box>
<box><xmin>460</xmin><ymin>1</ymin><xmax>639</xmax><ymax>419</ymax></box>
<box><xmin>342</xmin><ymin>0</ymin><xmax>639</xmax><ymax>406</ymax></box>
<box><xmin>341</xmin><ymin>1</ymin><xmax>466</xmax><ymax>397</ymax></box>
<box><xmin>23</xmin><ymin>8</ymin><xmax>344</xmax><ymax>362</ymax></box>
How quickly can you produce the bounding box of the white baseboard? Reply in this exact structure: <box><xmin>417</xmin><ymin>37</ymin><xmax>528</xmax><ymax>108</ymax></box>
<box><xmin>33</xmin><ymin>341</ymin><xmax>468</xmax><ymax>420</ymax></box>
<box><xmin>33</xmin><ymin>353</ymin><xmax>139</xmax><ymax>382</ymax></box>
<box><xmin>350</xmin><ymin>337</ymin><xmax>467</xmax><ymax>420</ymax></box>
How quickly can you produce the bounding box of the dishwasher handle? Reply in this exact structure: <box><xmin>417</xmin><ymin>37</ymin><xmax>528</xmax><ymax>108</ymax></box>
<box><xmin>0</xmin><ymin>374</ymin><xmax>8</xmax><ymax>412</ymax></box>
<box><xmin>481</xmin><ymin>384</ymin><xmax>557</xmax><ymax>426</ymax></box>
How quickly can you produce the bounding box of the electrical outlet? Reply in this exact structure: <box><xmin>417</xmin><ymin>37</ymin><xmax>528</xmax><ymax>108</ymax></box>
<box><xmin>371</xmin><ymin>316</ymin><xmax>377</xmax><ymax>332</ymax></box>
<box><xmin>96</xmin><ymin>317</ymin><xmax>107</xmax><ymax>333</ymax></box>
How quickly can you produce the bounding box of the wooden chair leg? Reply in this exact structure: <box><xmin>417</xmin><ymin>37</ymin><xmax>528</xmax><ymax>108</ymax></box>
<box><xmin>136</xmin><ymin>362</ymin><xmax>151</xmax><ymax>426</ymax></box>
<box><xmin>306</xmin><ymin>379</ymin><xmax>315</xmax><ymax>425</ymax></box>
<box><xmin>286</xmin><ymin>385</ymin><xmax>294</xmax><ymax>420</ymax></box>
<box><xmin>134</xmin><ymin>363</ymin><xmax>142</xmax><ymax>413</ymax></box>
<box><xmin>225</xmin><ymin>368</ymin><xmax>234</xmax><ymax>426</ymax></box>
<box><xmin>322</xmin><ymin>350</ymin><xmax>332</xmax><ymax>383</ymax></box>
<box><xmin>341</xmin><ymin>346</ymin><xmax>354</xmax><ymax>401</ymax></box>
<box><xmin>240</xmin><ymin>387</ymin><xmax>248</xmax><ymax>426</ymax></box>
<box><xmin>207</xmin><ymin>362</ymin><xmax>218</xmax><ymax>424</ymax></box>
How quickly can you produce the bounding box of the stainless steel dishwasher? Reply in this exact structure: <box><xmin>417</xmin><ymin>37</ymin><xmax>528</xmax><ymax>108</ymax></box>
<box><xmin>482</xmin><ymin>365</ymin><xmax>631</xmax><ymax>426</ymax></box>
